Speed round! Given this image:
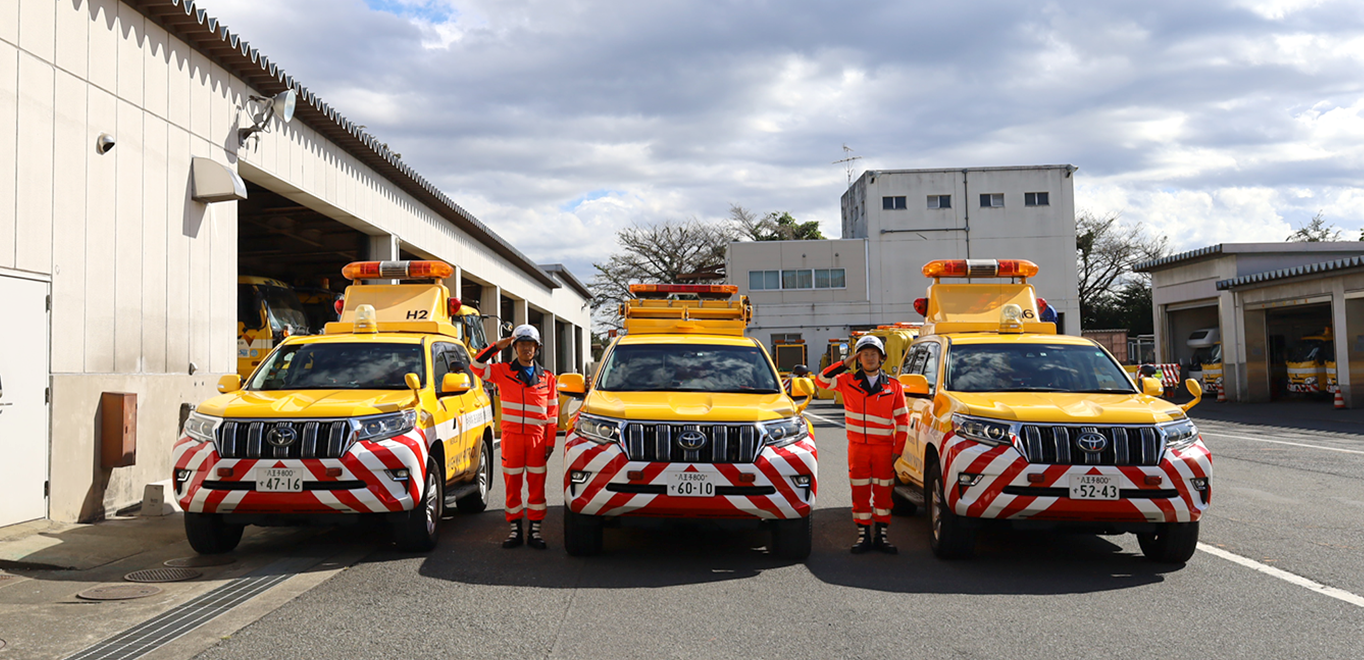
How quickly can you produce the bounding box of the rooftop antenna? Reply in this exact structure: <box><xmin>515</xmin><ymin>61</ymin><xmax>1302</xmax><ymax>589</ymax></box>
<box><xmin>832</xmin><ymin>144</ymin><xmax>862</xmax><ymax>188</ymax></box>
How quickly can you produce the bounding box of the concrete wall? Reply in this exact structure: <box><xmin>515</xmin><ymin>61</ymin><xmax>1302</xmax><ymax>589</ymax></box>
<box><xmin>4</xmin><ymin>0</ymin><xmax>590</xmax><ymax>522</ymax></box>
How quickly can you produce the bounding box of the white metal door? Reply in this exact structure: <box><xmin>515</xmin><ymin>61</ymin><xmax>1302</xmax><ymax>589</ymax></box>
<box><xmin>0</xmin><ymin>274</ymin><xmax>50</xmax><ymax>526</ymax></box>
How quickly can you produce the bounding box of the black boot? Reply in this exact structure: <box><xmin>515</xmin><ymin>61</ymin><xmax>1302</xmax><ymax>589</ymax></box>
<box><xmin>527</xmin><ymin>521</ymin><xmax>547</xmax><ymax>550</ymax></box>
<box><xmin>850</xmin><ymin>524</ymin><xmax>873</xmax><ymax>554</ymax></box>
<box><xmin>873</xmin><ymin>522</ymin><xmax>898</xmax><ymax>554</ymax></box>
<box><xmin>502</xmin><ymin>519</ymin><xmax>524</xmax><ymax>548</ymax></box>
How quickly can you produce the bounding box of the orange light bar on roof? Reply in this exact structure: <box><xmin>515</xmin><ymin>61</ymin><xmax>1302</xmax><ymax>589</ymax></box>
<box><xmin>922</xmin><ymin>259</ymin><xmax>1039</xmax><ymax>279</ymax></box>
<box><xmin>341</xmin><ymin>260</ymin><xmax>455</xmax><ymax>281</ymax></box>
<box><xmin>629</xmin><ymin>284</ymin><xmax>738</xmax><ymax>295</ymax></box>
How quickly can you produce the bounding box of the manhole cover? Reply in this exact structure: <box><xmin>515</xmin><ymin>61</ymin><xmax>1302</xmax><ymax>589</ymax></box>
<box><xmin>165</xmin><ymin>555</ymin><xmax>236</xmax><ymax>568</ymax></box>
<box><xmin>125</xmin><ymin>568</ymin><xmax>202</xmax><ymax>583</ymax></box>
<box><xmin>77</xmin><ymin>584</ymin><xmax>163</xmax><ymax>601</ymax></box>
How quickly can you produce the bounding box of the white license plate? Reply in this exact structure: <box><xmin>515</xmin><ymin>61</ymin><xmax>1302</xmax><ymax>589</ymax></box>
<box><xmin>1070</xmin><ymin>474</ymin><xmax>1119</xmax><ymax>500</ymax></box>
<box><xmin>665</xmin><ymin>471</ymin><xmax>715</xmax><ymax>497</ymax></box>
<box><xmin>256</xmin><ymin>467</ymin><xmax>304</xmax><ymax>492</ymax></box>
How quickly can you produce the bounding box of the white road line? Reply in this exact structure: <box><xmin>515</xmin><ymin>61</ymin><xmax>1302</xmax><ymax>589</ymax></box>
<box><xmin>804</xmin><ymin>411</ymin><xmax>844</xmax><ymax>427</ymax></box>
<box><xmin>1198</xmin><ymin>543</ymin><xmax>1364</xmax><ymax>609</ymax></box>
<box><xmin>1199</xmin><ymin>431</ymin><xmax>1364</xmax><ymax>455</ymax></box>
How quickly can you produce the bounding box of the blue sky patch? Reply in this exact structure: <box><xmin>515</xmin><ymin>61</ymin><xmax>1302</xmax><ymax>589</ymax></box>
<box><xmin>364</xmin><ymin>1</ymin><xmax>456</xmax><ymax>23</ymax></box>
<box><xmin>562</xmin><ymin>189</ymin><xmax>624</xmax><ymax>212</ymax></box>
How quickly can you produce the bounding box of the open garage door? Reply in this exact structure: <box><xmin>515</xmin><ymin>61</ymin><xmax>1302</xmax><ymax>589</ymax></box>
<box><xmin>1265</xmin><ymin>303</ymin><xmax>1334</xmax><ymax>400</ymax></box>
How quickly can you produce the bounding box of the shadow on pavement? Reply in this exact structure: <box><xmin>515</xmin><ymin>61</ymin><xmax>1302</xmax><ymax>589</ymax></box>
<box><xmin>1189</xmin><ymin>400</ymin><xmax>1364</xmax><ymax>436</ymax></box>
<box><xmin>407</xmin><ymin>505</ymin><xmax>1180</xmax><ymax>595</ymax></box>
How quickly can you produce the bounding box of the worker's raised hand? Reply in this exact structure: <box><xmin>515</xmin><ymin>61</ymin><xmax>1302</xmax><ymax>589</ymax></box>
<box><xmin>495</xmin><ymin>336</ymin><xmax>514</xmax><ymax>351</ymax></box>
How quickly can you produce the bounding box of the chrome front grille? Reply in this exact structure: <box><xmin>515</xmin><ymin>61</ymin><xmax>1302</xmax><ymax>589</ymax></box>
<box><xmin>1017</xmin><ymin>425</ymin><xmax>1163</xmax><ymax>466</ymax></box>
<box><xmin>622</xmin><ymin>422</ymin><xmax>762</xmax><ymax>464</ymax></box>
<box><xmin>215</xmin><ymin>420</ymin><xmax>353</xmax><ymax>459</ymax></box>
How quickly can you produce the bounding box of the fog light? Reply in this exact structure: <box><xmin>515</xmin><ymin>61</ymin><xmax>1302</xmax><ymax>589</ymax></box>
<box><xmin>1191</xmin><ymin>477</ymin><xmax>1208</xmax><ymax>490</ymax></box>
<box><xmin>1145</xmin><ymin>474</ymin><xmax>1163</xmax><ymax>486</ymax></box>
<box><xmin>175</xmin><ymin>469</ymin><xmax>192</xmax><ymax>483</ymax></box>
<box><xmin>958</xmin><ymin>473</ymin><xmax>983</xmax><ymax>487</ymax></box>
<box><xmin>570</xmin><ymin>470</ymin><xmax>591</xmax><ymax>484</ymax></box>
<box><xmin>739</xmin><ymin>473</ymin><xmax>757</xmax><ymax>483</ymax></box>
<box><xmin>627</xmin><ymin>470</ymin><xmax>644</xmax><ymax>481</ymax></box>
<box><xmin>216</xmin><ymin>467</ymin><xmax>233</xmax><ymax>478</ymax></box>
<box><xmin>387</xmin><ymin>468</ymin><xmax>410</xmax><ymax>481</ymax></box>
<box><xmin>325</xmin><ymin>467</ymin><xmax>343</xmax><ymax>478</ymax></box>
<box><xmin>790</xmin><ymin>474</ymin><xmax>811</xmax><ymax>487</ymax></box>
<box><xmin>1026</xmin><ymin>473</ymin><xmax>1045</xmax><ymax>484</ymax></box>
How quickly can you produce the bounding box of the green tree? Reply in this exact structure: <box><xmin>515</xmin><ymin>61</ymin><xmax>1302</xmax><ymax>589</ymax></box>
<box><xmin>1286</xmin><ymin>211</ymin><xmax>1341</xmax><ymax>242</ymax></box>
<box><xmin>729</xmin><ymin>205</ymin><xmax>824</xmax><ymax>241</ymax></box>
<box><xmin>1076</xmin><ymin>210</ymin><xmax>1166</xmax><ymax>328</ymax></box>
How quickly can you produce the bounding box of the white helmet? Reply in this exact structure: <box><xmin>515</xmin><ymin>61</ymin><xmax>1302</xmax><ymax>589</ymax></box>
<box><xmin>511</xmin><ymin>324</ymin><xmax>542</xmax><ymax>345</ymax></box>
<box><xmin>854</xmin><ymin>335</ymin><xmax>885</xmax><ymax>357</ymax></box>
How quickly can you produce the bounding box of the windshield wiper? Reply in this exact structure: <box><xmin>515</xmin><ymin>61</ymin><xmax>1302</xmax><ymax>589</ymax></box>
<box><xmin>1072</xmin><ymin>388</ymin><xmax>1137</xmax><ymax>394</ymax></box>
<box><xmin>713</xmin><ymin>388</ymin><xmax>780</xmax><ymax>394</ymax></box>
<box><xmin>992</xmin><ymin>387</ymin><xmax>1068</xmax><ymax>392</ymax></box>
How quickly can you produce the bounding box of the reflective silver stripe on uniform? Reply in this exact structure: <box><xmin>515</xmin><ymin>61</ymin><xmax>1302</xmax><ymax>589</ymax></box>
<box><xmin>504</xmin><ymin>401</ymin><xmax>549</xmax><ymax>414</ymax></box>
<box><xmin>502</xmin><ymin>413</ymin><xmax>550</xmax><ymax>425</ymax></box>
<box><xmin>848</xmin><ymin>426</ymin><xmax>894</xmax><ymax>437</ymax></box>
<box><xmin>849</xmin><ymin>478</ymin><xmax>872</xmax><ymax>486</ymax></box>
<box><xmin>503</xmin><ymin>467</ymin><xmax>525</xmax><ymax>475</ymax></box>
<box><xmin>526</xmin><ymin>465</ymin><xmax>548</xmax><ymax>474</ymax></box>
<box><xmin>505</xmin><ymin>505</ymin><xmax>523</xmax><ymax>515</ymax></box>
<box><xmin>846</xmin><ymin>412</ymin><xmax>895</xmax><ymax>426</ymax></box>
<box><xmin>874</xmin><ymin>508</ymin><xmax>891</xmax><ymax>517</ymax></box>
<box><xmin>893</xmin><ymin>407</ymin><xmax>909</xmax><ymax>417</ymax></box>
<box><xmin>527</xmin><ymin>503</ymin><xmax>547</xmax><ymax>511</ymax></box>
<box><xmin>853</xmin><ymin>512</ymin><xmax>873</xmax><ymax>521</ymax></box>
<box><xmin>895</xmin><ymin>425</ymin><xmax>910</xmax><ymax>435</ymax></box>
<box><xmin>871</xmin><ymin>478</ymin><xmax>894</xmax><ymax>487</ymax></box>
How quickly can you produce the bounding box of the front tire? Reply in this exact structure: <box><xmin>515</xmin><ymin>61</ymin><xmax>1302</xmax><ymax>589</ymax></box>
<box><xmin>771</xmin><ymin>517</ymin><xmax>812</xmax><ymax>560</ymax></box>
<box><xmin>184</xmin><ymin>512</ymin><xmax>244</xmax><ymax>555</ymax></box>
<box><xmin>393</xmin><ymin>459</ymin><xmax>442</xmax><ymax>552</ymax></box>
<box><xmin>456</xmin><ymin>439</ymin><xmax>493</xmax><ymax>514</ymax></box>
<box><xmin>564</xmin><ymin>510</ymin><xmax>603</xmax><ymax>556</ymax></box>
<box><xmin>1137</xmin><ymin>521</ymin><xmax>1199</xmax><ymax>563</ymax></box>
<box><xmin>927</xmin><ymin>462</ymin><xmax>975</xmax><ymax>559</ymax></box>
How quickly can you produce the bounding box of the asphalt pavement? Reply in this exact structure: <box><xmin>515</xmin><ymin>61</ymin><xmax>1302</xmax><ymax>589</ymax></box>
<box><xmin>188</xmin><ymin>400</ymin><xmax>1364</xmax><ymax>660</ymax></box>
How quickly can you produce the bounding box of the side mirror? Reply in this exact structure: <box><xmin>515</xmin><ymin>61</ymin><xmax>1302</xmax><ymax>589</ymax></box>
<box><xmin>898</xmin><ymin>373</ymin><xmax>930</xmax><ymax>397</ymax></box>
<box><xmin>441</xmin><ymin>373</ymin><xmax>473</xmax><ymax>396</ymax></box>
<box><xmin>789</xmin><ymin>377</ymin><xmax>815</xmax><ymax>399</ymax></box>
<box><xmin>558</xmin><ymin>373</ymin><xmax>587</xmax><ymax>398</ymax></box>
<box><xmin>405</xmin><ymin>372</ymin><xmax>422</xmax><ymax>392</ymax></box>
<box><xmin>217</xmin><ymin>374</ymin><xmax>242</xmax><ymax>393</ymax></box>
<box><xmin>1180</xmin><ymin>378</ymin><xmax>1203</xmax><ymax>412</ymax></box>
<box><xmin>1141</xmin><ymin>376</ymin><xmax>1163</xmax><ymax>397</ymax></box>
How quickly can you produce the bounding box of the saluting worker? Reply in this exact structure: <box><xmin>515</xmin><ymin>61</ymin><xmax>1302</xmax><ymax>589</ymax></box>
<box><xmin>814</xmin><ymin>335</ymin><xmax>910</xmax><ymax>554</ymax></box>
<box><xmin>472</xmin><ymin>324</ymin><xmax>559</xmax><ymax>550</ymax></box>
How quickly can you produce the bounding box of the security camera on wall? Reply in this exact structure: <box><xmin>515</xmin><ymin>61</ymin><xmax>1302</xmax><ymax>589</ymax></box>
<box><xmin>96</xmin><ymin>133</ymin><xmax>116</xmax><ymax>154</ymax></box>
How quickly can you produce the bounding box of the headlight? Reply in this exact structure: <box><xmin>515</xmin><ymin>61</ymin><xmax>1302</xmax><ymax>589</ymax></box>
<box><xmin>1159</xmin><ymin>418</ymin><xmax>1199</xmax><ymax>451</ymax></box>
<box><xmin>576</xmin><ymin>414</ymin><xmax>623</xmax><ymax>445</ymax></box>
<box><xmin>951</xmin><ymin>414</ymin><xmax>1016</xmax><ymax>446</ymax></box>
<box><xmin>183</xmin><ymin>411</ymin><xmax>221</xmax><ymax>444</ymax></box>
<box><xmin>351</xmin><ymin>410</ymin><xmax>416</xmax><ymax>443</ymax></box>
<box><xmin>759</xmin><ymin>416</ymin><xmax>809</xmax><ymax>448</ymax></box>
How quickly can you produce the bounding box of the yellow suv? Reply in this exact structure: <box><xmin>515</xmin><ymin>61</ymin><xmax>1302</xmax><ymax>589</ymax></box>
<box><xmin>892</xmin><ymin>259</ymin><xmax>1211</xmax><ymax>563</ymax></box>
<box><xmin>557</xmin><ymin>284</ymin><xmax>818</xmax><ymax>558</ymax></box>
<box><xmin>174</xmin><ymin>261</ymin><xmax>496</xmax><ymax>554</ymax></box>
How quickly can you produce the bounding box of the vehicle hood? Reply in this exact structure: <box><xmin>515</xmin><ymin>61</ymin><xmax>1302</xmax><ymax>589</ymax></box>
<box><xmin>195</xmin><ymin>390</ymin><xmax>414</xmax><ymax>418</ymax></box>
<box><xmin>951</xmin><ymin>392</ymin><xmax>1185</xmax><ymax>425</ymax></box>
<box><xmin>582</xmin><ymin>391</ymin><xmax>796</xmax><ymax>422</ymax></box>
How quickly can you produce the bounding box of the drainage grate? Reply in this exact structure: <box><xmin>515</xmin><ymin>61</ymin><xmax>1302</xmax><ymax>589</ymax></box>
<box><xmin>164</xmin><ymin>556</ymin><xmax>236</xmax><ymax>568</ymax></box>
<box><xmin>65</xmin><ymin>556</ymin><xmax>316</xmax><ymax>660</ymax></box>
<box><xmin>76</xmin><ymin>585</ymin><xmax>163</xmax><ymax>601</ymax></box>
<box><xmin>125</xmin><ymin>568</ymin><xmax>201</xmax><ymax>583</ymax></box>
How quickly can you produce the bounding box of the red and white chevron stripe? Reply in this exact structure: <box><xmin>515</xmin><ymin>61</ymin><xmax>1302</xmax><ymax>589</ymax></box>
<box><xmin>171</xmin><ymin>429</ymin><xmax>430</xmax><ymax>515</ymax></box>
<box><xmin>939</xmin><ymin>431</ymin><xmax>1212</xmax><ymax>524</ymax></box>
<box><xmin>562</xmin><ymin>431</ymin><xmax>818</xmax><ymax>520</ymax></box>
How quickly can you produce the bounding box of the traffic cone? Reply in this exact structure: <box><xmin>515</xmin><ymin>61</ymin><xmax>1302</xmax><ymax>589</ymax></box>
<box><xmin>1334</xmin><ymin>388</ymin><xmax>1345</xmax><ymax>410</ymax></box>
<box><xmin>1217</xmin><ymin>381</ymin><xmax>1226</xmax><ymax>403</ymax></box>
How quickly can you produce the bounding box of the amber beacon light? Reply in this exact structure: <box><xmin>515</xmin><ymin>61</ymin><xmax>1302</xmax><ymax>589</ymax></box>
<box><xmin>922</xmin><ymin>259</ymin><xmax>1039</xmax><ymax>279</ymax></box>
<box><xmin>342</xmin><ymin>260</ymin><xmax>455</xmax><ymax>281</ymax></box>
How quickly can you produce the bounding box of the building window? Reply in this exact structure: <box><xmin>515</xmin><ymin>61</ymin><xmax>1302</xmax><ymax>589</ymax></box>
<box><xmin>748</xmin><ymin>270</ymin><xmax>780</xmax><ymax>290</ymax></box>
<box><xmin>927</xmin><ymin>195</ymin><xmax>951</xmax><ymax>209</ymax></box>
<box><xmin>772</xmin><ymin>333</ymin><xmax>803</xmax><ymax>343</ymax></box>
<box><xmin>882</xmin><ymin>196</ymin><xmax>907</xmax><ymax>210</ymax></box>
<box><xmin>980</xmin><ymin>193</ymin><xmax>1004</xmax><ymax>208</ymax></box>
<box><xmin>782</xmin><ymin>269</ymin><xmax>814</xmax><ymax>290</ymax></box>
<box><xmin>814</xmin><ymin>269</ymin><xmax>846</xmax><ymax>289</ymax></box>
<box><xmin>1025</xmin><ymin>192</ymin><xmax>1049</xmax><ymax>206</ymax></box>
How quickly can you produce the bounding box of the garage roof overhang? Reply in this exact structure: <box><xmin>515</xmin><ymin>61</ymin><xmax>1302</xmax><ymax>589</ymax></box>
<box><xmin>1216</xmin><ymin>255</ymin><xmax>1364</xmax><ymax>290</ymax></box>
<box><xmin>128</xmin><ymin>0</ymin><xmax>560</xmax><ymax>291</ymax></box>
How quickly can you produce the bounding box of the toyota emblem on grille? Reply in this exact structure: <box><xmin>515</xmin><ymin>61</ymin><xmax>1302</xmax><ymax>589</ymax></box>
<box><xmin>1076</xmin><ymin>432</ymin><xmax>1108</xmax><ymax>453</ymax></box>
<box><xmin>267</xmin><ymin>426</ymin><xmax>298</xmax><ymax>447</ymax></box>
<box><xmin>677</xmin><ymin>430</ymin><xmax>708</xmax><ymax>450</ymax></box>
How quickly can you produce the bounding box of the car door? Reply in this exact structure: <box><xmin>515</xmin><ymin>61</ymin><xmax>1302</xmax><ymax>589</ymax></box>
<box><xmin>430</xmin><ymin>342</ymin><xmax>465</xmax><ymax>482</ymax></box>
<box><xmin>444</xmin><ymin>341</ymin><xmax>486</xmax><ymax>479</ymax></box>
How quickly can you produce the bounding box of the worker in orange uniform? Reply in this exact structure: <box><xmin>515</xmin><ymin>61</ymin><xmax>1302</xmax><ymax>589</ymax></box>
<box><xmin>473</xmin><ymin>324</ymin><xmax>559</xmax><ymax>550</ymax></box>
<box><xmin>815</xmin><ymin>335</ymin><xmax>910</xmax><ymax>554</ymax></box>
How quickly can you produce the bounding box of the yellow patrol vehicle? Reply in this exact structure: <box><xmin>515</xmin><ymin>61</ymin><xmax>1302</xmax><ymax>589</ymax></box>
<box><xmin>893</xmin><ymin>259</ymin><xmax>1212</xmax><ymax>562</ymax></box>
<box><xmin>1286</xmin><ymin>328</ymin><xmax>1337</xmax><ymax>395</ymax></box>
<box><xmin>174</xmin><ymin>260</ymin><xmax>496</xmax><ymax>554</ymax></box>
<box><xmin>237</xmin><ymin>276</ymin><xmax>312</xmax><ymax>379</ymax></box>
<box><xmin>867</xmin><ymin>323</ymin><xmax>920</xmax><ymax>376</ymax></box>
<box><xmin>557</xmin><ymin>284</ymin><xmax>819</xmax><ymax>558</ymax></box>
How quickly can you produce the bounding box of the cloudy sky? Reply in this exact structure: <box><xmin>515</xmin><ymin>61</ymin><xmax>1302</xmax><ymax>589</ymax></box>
<box><xmin>202</xmin><ymin>0</ymin><xmax>1364</xmax><ymax>278</ymax></box>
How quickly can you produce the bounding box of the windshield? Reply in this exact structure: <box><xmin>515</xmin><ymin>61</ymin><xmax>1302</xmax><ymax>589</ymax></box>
<box><xmin>257</xmin><ymin>285</ymin><xmax>311</xmax><ymax>334</ymax></box>
<box><xmin>945</xmin><ymin>342</ymin><xmax>1136</xmax><ymax>393</ymax></box>
<box><xmin>596</xmin><ymin>343</ymin><xmax>781</xmax><ymax>393</ymax></box>
<box><xmin>249</xmin><ymin>342</ymin><xmax>425</xmax><ymax>391</ymax></box>
<box><xmin>1287</xmin><ymin>340</ymin><xmax>1327</xmax><ymax>363</ymax></box>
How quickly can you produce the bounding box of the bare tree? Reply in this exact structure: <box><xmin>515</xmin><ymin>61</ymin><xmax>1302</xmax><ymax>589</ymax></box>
<box><xmin>729</xmin><ymin>204</ymin><xmax>825</xmax><ymax>241</ymax></box>
<box><xmin>1076</xmin><ymin>211</ymin><xmax>1167</xmax><ymax>323</ymax></box>
<box><xmin>589</xmin><ymin>219</ymin><xmax>739</xmax><ymax>330</ymax></box>
<box><xmin>1286</xmin><ymin>211</ymin><xmax>1341</xmax><ymax>242</ymax></box>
